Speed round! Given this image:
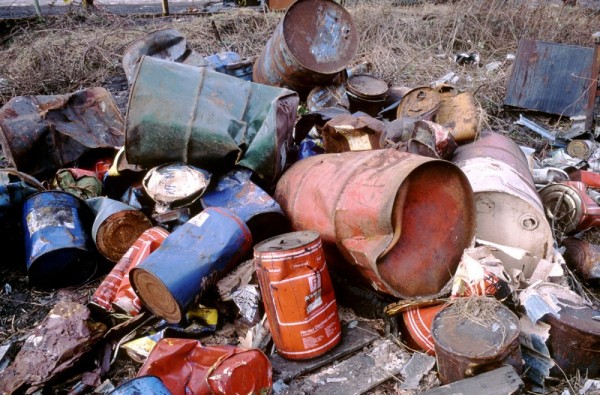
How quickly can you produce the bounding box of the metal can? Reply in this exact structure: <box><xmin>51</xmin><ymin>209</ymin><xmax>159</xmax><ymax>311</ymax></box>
<box><xmin>111</xmin><ymin>376</ymin><xmax>172</xmax><ymax>395</ymax></box>
<box><xmin>22</xmin><ymin>191</ymin><xmax>96</xmax><ymax>288</ymax></box>
<box><xmin>561</xmin><ymin>238</ymin><xmax>600</xmax><ymax>282</ymax></box>
<box><xmin>131</xmin><ymin>207</ymin><xmax>252</xmax><ymax>323</ymax></box>
<box><xmin>431</xmin><ymin>298</ymin><xmax>523</xmax><ymax>384</ymax></box>
<box><xmin>254</xmin><ymin>231</ymin><xmax>341</xmax><ymax>360</ymax></box>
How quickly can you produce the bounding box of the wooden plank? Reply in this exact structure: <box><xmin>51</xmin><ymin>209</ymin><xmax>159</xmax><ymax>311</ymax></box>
<box><xmin>422</xmin><ymin>366</ymin><xmax>524</xmax><ymax>395</ymax></box>
<box><xmin>282</xmin><ymin>338</ymin><xmax>410</xmax><ymax>395</ymax></box>
<box><xmin>271</xmin><ymin>321</ymin><xmax>380</xmax><ymax>383</ymax></box>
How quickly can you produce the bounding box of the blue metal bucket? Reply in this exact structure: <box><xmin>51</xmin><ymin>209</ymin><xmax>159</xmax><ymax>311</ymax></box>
<box><xmin>111</xmin><ymin>376</ymin><xmax>172</xmax><ymax>395</ymax></box>
<box><xmin>131</xmin><ymin>207</ymin><xmax>252</xmax><ymax>323</ymax></box>
<box><xmin>22</xmin><ymin>191</ymin><xmax>96</xmax><ymax>288</ymax></box>
<box><xmin>200</xmin><ymin>168</ymin><xmax>289</xmax><ymax>243</ymax></box>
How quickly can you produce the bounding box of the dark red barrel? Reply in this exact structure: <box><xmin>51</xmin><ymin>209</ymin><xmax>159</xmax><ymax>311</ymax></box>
<box><xmin>254</xmin><ymin>231</ymin><xmax>341</xmax><ymax>360</ymax></box>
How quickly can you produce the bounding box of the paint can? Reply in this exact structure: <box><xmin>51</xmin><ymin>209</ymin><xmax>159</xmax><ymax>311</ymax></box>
<box><xmin>543</xmin><ymin>299</ymin><xmax>600</xmax><ymax>377</ymax></box>
<box><xmin>252</xmin><ymin>0</ymin><xmax>359</xmax><ymax>94</ymax></box>
<box><xmin>111</xmin><ymin>376</ymin><xmax>172</xmax><ymax>395</ymax></box>
<box><xmin>346</xmin><ymin>74</ymin><xmax>388</xmax><ymax>117</ymax></box>
<box><xmin>539</xmin><ymin>181</ymin><xmax>600</xmax><ymax>234</ymax></box>
<box><xmin>254</xmin><ymin>231</ymin><xmax>341</xmax><ymax>360</ymax></box>
<box><xmin>131</xmin><ymin>207</ymin><xmax>252</xmax><ymax>323</ymax></box>
<box><xmin>22</xmin><ymin>191</ymin><xmax>96</xmax><ymax>288</ymax></box>
<box><xmin>453</xmin><ymin>132</ymin><xmax>554</xmax><ymax>277</ymax></box>
<box><xmin>275</xmin><ymin>149</ymin><xmax>475</xmax><ymax>298</ymax></box>
<box><xmin>92</xmin><ymin>227</ymin><xmax>169</xmax><ymax>315</ymax></box>
<box><xmin>567</xmin><ymin>139</ymin><xmax>597</xmax><ymax>159</ymax></box>
<box><xmin>87</xmin><ymin>197</ymin><xmax>153</xmax><ymax>262</ymax></box>
<box><xmin>200</xmin><ymin>168</ymin><xmax>289</xmax><ymax>243</ymax></box>
<box><xmin>431</xmin><ymin>298</ymin><xmax>522</xmax><ymax>384</ymax></box>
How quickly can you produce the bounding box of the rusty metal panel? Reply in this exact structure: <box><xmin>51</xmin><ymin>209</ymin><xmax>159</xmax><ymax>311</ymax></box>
<box><xmin>504</xmin><ymin>39</ymin><xmax>598</xmax><ymax>124</ymax></box>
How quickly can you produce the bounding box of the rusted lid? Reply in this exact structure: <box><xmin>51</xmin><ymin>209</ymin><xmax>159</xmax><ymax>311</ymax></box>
<box><xmin>346</xmin><ymin>74</ymin><xmax>388</xmax><ymax>99</ymax></box>
<box><xmin>254</xmin><ymin>230</ymin><xmax>320</xmax><ymax>253</ymax></box>
<box><xmin>130</xmin><ymin>268</ymin><xmax>182</xmax><ymax>323</ymax></box>
<box><xmin>432</xmin><ymin>298</ymin><xmax>520</xmax><ymax>358</ymax></box>
<box><xmin>396</xmin><ymin>87</ymin><xmax>441</xmax><ymax>120</ymax></box>
<box><xmin>282</xmin><ymin>0</ymin><xmax>359</xmax><ymax>74</ymax></box>
<box><xmin>207</xmin><ymin>349</ymin><xmax>273</xmax><ymax>394</ymax></box>
<box><xmin>544</xmin><ymin>298</ymin><xmax>600</xmax><ymax>336</ymax></box>
<box><xmin>97</xmin><ymin>210</ymin><xmax>152</xmax><ymax>262</ymax></box>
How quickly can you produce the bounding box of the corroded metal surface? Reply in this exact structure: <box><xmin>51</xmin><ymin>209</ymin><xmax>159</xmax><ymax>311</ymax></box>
<box><xmin>561</xmin><ymin>238</ymin><xmax>600</xmax><ymax>282</ymax></box>
<box><xmin>0</xmin><ymin>87</ymin><xmax>124</xmax><ymax>178</ymax></box>
<box><xmin>275</xmin><ymin>149</ymin><xmax>476</xmax><ymax>298</ymax></box>
<box><xmin>540</xmin><ymin>181</ymin><xmax>600</xmax><ymax>234</ymax></box>
<box><xmin>453</xmin><ymin>132</ymin><xmax>554</xmax><ymax>277</ymax></box>
<box><xmin>431</xmin><ymin>300</ymin><xmax>522</xmax><ymax>384</ymax></box>
<box><xmin>435</xmin><ymin>91</ymin><xmax>480</xmax><ymax>143</ymax></box>
<box><xmin>254</xmin><ymin>231</ymin><xmax>341</xmax><ymax>360</ymax></box>
<box><xmin>253</xmin><ymin>0</ymin><xmax>358</xmax><ymax>94</ymax></box>
<box><xmin>396</xmin><ymin>87</ymin><xmax>440</xmax><ymax>121</ymax></box>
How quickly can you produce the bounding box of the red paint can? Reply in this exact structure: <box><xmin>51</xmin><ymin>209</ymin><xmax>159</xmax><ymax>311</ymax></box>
<box><xmin>254</xmin><ymin>231</ymin><xmax>341</xmax><ymax>360</ymax></box>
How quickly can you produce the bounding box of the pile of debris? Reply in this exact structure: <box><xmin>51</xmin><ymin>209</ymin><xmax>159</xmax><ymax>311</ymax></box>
<box><xmin>0</xmin><ymin>0</ymin><xmax>599</xmax><ymax>394</ymax></box>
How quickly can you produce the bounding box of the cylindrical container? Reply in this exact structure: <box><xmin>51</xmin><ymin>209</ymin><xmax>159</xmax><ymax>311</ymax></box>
<box><xmin>200</xmin><ymin>168</ymin><xmax>289</xmax><ymax>243</ymax></box>
<box><xmin>561</xmin><ymin>238</ymin><xmax>600</xmax><ymax>282</ymax></box>
<box><xmin>402</xmin><ymin>304</ymin><xmax>447</xmax><ymax>355</ymax></box>
<box><xmin>431</xmin><ymin>298</ymin><xmax>522</xmax><ymax>384</ymax></box>
<box><xmin>539</xmin><ymin>181</ymin><xmax>600</xmax><ymax>234</ymax></box>
<box><xmin>542</xmin><ymin>298</ymin><xmax>600</xmax><ymax>377</ymax></box>
<box><xmin>452</xmin><ymin>132</ymin><xmax>554</xmax><ymax>277</ymax></box>
<box><xmin>252</xmin><ymin>0</ymin><xmax>359</xmax><ymax>94</ymax></box>
<box><xmin>138</xmin><ymin>338</ymin><xmax>272</xmax><ymax>395</ymax></box>
<box><xmin>306</xmin><ymin>84</ymin><xmax>348</xmax><ymax>112</ymax></box>
<box><xmin>111</xmin><ymin>376</ymin><xmax>172</xmax><ymax>395</ymax></box>
<box><xmin>92</xmin><ymin>227</ymin><xmax>169</xmax><ymax>314</ymax></box>
<box><xmin>346</xmin><ymin>74</ymin><xmax>388</xmax><ymax>117</ymax></box>
<box><xmin>131</xmin><ymin>207</ymin><xmax>252</xmax><ymax>323</ymax></box>
<box><xmin>254</xmin><ymin>231</ymin><xmax>341</xmax><ymax>360</ymax></box>
<box><xmin>87</xmin><ymin>197</ymin><xmax>153</xmax><ymax>262</ymax></box>
<box><xmin>567</xmin><ymin>139</ymin><xmax>597</xmax><ymax>159</ymax></box>
<box><xmin>22</xmin><ymin>191</ymin><xmax>96</xmax><ymax>288</ymax></box>
<box><xmin>435</xmin><ymin>92</ymin><xmax>480</xmax><ymax>143</ymax></box>
<box><xmin>275</xmin><ymin>149</ymin><xmax>476</xmax><ymax>298</ymax></box>
<box><xmin>396</xmin><ymin>87</ymin><xmax>441</xmax><ymax>121</ymax></box>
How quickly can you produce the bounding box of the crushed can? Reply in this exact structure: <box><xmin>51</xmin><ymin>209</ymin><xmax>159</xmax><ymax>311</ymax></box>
<box><xmin>22</xmin><ymin>191</ymin><xmax>96</xmax><ymax>288</ymax></box>
<box><xmin>254</xmin><ymin>231</ymin><xmax>341</xmax><ymax>360</ymax></box>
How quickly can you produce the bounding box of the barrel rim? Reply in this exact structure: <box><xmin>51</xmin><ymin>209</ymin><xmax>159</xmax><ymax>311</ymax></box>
<box><xmin>130</xmin><ymin>266</ymin><xmax>184</xmax><ymax>324</ymax></box>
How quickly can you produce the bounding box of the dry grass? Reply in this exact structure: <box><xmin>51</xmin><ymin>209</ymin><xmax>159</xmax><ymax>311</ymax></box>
<box><xmin>0</xmin><ymin>0</ymin><xmax>597</xmax><ymax>113</ymax></box>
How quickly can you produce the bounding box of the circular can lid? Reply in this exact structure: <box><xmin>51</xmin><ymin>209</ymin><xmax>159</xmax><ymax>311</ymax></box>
<box><xmin>347</xmin><ymin>74</ymin><xmax>388</xmax><ymax>99</ymax></box>
<box><xmin>254</xmin><ymin>230</ymin><xmax>320</xmax><ymax>254</ymax></box>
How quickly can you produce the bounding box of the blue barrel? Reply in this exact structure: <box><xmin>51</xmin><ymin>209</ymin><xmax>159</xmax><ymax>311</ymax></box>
<box><xmin>22</xmin><ymin>191</ymin><xmax>96</xmax><ymax>288</ymax></box>
<box><xmin>200</xmin><ymin>168</ymin><xmax>289</xmax><ymax>243</ymax></box>
<box><xmin>111</xmin><ymin>376</ymin><xmax>172</xmax><ymax>395</ymax></box>
<box><xmin>131</xmin><ymin>207</ymin><xmax>252</xmax><ymax>323</ymax></box>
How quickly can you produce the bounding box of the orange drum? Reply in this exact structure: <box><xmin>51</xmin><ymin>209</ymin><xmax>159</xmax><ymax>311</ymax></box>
<box><xmin>254</xmin><ymin>231</ymin><xmax>341</xmax><ymax>360</ymax></box>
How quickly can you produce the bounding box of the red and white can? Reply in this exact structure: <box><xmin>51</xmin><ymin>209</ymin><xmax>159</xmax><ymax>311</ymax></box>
<box><xmin>254</xmin><ymin>230</ymin><xmax>341</xmax><ymax>360</ymax></box>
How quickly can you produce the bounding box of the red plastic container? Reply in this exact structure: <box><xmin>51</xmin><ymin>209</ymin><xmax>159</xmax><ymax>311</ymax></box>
<box><xmin>254</xmin><ymin>231</ymin><xmax>341</xmax><ymax>360</ymax></box>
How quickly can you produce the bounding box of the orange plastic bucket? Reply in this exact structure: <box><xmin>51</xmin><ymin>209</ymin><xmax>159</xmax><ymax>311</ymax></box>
<box><xmin>254</xmin><ymin>231</ymin><xmax>341</xmax><ymax>360</ymax></box>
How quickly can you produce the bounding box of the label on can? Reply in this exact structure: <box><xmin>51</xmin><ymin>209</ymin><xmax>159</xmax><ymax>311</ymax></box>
<box><xmin>189</xmin><ymin>211</ymin><xmax>210</xmax><ymax>228</ymax></box>
<box><xmin>26</xmin><ymin>207</ymin><xmax>76</xmax><ymax>235</ymax></box>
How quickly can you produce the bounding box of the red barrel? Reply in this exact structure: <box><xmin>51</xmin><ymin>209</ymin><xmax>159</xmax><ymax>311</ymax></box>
<box><xmin>254</xmin><ymin>231</ymin><xmax>341</xmax><ymax>360</ymax></box>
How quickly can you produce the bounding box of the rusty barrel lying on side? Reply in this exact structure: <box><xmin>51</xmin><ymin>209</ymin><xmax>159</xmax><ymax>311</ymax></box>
<box><xmin>561</xmin><ymin>238</ymin><xmax>600</xmax><ymax>282</ymax></box>
<box><xmin>254</xmin><ymin>231</ymin><xmax>341</xmax><ymax>360</ymax></box>
<box><xmin>452</xmin><ymin>132</ymin><xmax>554</xmax><ymax>277</ymax></box>
<box><xmin>275</xmin><ymin>149</ymin><xmax>476</xmax><ymax>298</ymax></box>
<box><xmin>253</xmin><ymin>0</ymin><xmax>359</xmax><ymax>94</ymax></box>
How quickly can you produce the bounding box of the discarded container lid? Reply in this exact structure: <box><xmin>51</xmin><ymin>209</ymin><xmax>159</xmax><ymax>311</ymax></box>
<box><xmin>111</xmin><ymin>376</ymin><xmax>172</xmax><ymax>395</ymax></box>
<box><xmin>566</xmin><ymin>139</ymin><xmax>597</xmax><ymax>160</ymax></box>
<box><xmin>87</xmin><ymin>197</ymin><xmax>153</xmax><ymax>262</ymax></box>
<box><xmin>143</xmin><ymin>162</ymin><xmax>211</xmax><ymax>213</ymax></box>
<box><xmin>542</xmin><ymin>298</ymin><xmax>600</xmax><ymax>377</ymax></box>
<box><xmin>22</xmin><ymin>191</ymin><xmax>96</xmax><ymax>288</ymax></box>
<box><xmin>346</xmin><ymin>74</ymin><xmax>388</xmax><ymax>99</ymax></box>
<box><xmin>254</xmin><ymin>231</ymin><xmax>341</xmax><ymax>360</ymax></box>
<box><xmin>431</xmin><ymin>297</ymin><xmax>522</xmax><ymax>384</ymax></box>
<box><xmin>396</xmin><ymin>87</ymin><xmax>441</xmax><ymax>121</ymax></box>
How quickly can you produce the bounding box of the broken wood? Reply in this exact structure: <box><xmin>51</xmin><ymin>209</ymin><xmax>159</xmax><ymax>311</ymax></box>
<box><xmin>422</xmin><ymin>365</ymin><xmax>524</xmax><ymax>395</ymax></box>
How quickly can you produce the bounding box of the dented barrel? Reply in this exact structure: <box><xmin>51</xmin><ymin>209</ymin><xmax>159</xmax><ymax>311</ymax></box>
<box><xmin>22</xmin><ymin>191</ymin><xmax>96</xmax><ymax>288</ymax></box>
<box><xmin>453</xmin><ymin>132</ymin><xmax>554</xmax><ymax>277</ymax></box>
<box><xmin>253</xmin><ymin>0</ymin><xmax>359</xmax><ymax>94</ymax></box>
<box><xmin>275</xmin><ymin>149</ymin><xmax>476</xmax><ymax>298</ymax></box>
<box><xmin>131</xmin><ymin>207</ymin><xmax>252</xmax><ymax>323</ymax></box>
<box><xmin>111</xmin><ymin>376</ymin><xmax>171</xmax><ymax>395</ymax></box>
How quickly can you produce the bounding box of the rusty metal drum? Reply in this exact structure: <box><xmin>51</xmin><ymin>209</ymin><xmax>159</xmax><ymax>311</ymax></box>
<box><xmin>275</xmin><ymin>149</ymin><xmax>476</xmax><ymax>298</ymax></box>
<box><xmin>453</xmin><ymin>132</ymin><xmax>554</xmax><ymax>277</ymax></box>
<box><xmin>561</xmin><ymin>238</ymin><xmax>600</xmax><ymax>282</ymax></box>
<box><xmin>431</xmin><ymin>298</ymin><xmax>523</xmax><ymax>384</ymax></box>
<box><xmin>396</xmin><ymin>87</ymin><xmax>441</xmax><ymax>121</ymax></box>
<box><xmin>253</xmin><ymin>0</ymin><xmax>359</xmax><ymax>94</ymax></box>
<box><xmin>254</xmin><ymin>231</ymin><xmax>341</xmax><ymax>360</ymax></box>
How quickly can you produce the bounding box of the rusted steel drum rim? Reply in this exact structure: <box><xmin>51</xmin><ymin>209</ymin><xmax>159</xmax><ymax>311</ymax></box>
<box><xmin>96</xmin><ymin>210</ymin><xmax>153</xmax><ymax>262</ymax></box>
<box><xmin>131</xmin><ymin>268</ymin><xmax>182</xmax><ymax>323</ymax></box>
<box><xmin>282</xmin><ymin>0</ymin><xmax>358</xmax><ymax>74</ymax></box>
